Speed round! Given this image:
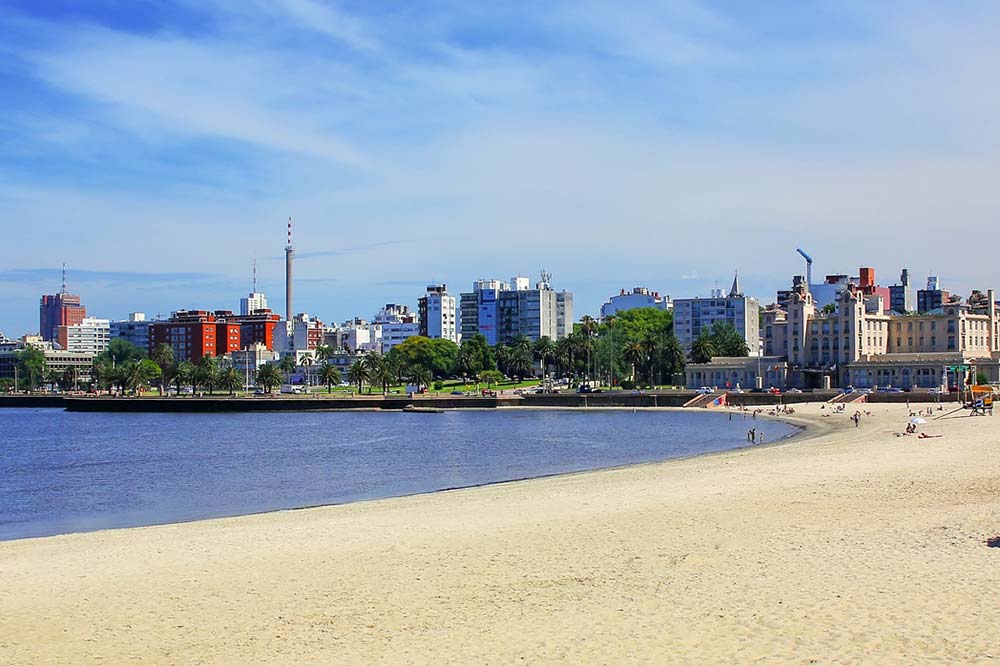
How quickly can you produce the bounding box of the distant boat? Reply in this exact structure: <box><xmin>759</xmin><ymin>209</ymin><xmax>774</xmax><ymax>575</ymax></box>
<box><xmin>402</xmin><ymin>404</ymin><xmax>444</xmax><ymax>414</ymax></box>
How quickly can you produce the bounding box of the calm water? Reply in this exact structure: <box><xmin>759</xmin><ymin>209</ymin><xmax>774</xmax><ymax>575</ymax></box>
<box><xmin>0</xmin><ymin>408</ymin><xmax>799</xmax><ymax>540</ymax></box>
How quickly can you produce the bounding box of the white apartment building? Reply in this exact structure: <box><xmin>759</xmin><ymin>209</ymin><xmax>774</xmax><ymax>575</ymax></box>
<box><xmin>419</xmin><ymin>285</ymin><xmax>458</xmax><ymax>343</ymax></box>
<box><xmin>240</xmin><ymin>292</ymin><xmax>268</xmax><ymax>316</ymax></box>
<box><xmin>600</xmin><ymin>287</ymin><xmax>672</xmax><ymax>319</ymax></box>
<box><xmin>57</xmin><ymin>317</ymin><xmax>110</xmax><ymax>356</ymax></box>
<box><xmin>673</xmin><ymin>274</ymin><xmax>760</xmax><ymax>356</ymax></box>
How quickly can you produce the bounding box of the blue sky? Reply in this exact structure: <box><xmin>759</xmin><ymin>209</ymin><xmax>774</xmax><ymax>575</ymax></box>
<box><xmin>2</xmin><ymin>1</ymin><xmax>998</xmax><ymax>335</ymax></box>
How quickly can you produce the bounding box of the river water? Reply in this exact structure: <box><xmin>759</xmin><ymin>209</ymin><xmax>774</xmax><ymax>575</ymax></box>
<box><xmin>0</xmin><ymin>408</ymin><xmax>799</xmax><ymax>540</ymax></box>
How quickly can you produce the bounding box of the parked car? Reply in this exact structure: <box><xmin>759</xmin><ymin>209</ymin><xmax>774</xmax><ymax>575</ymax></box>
<box><xmin>785</xmin><ymin>388</ymin><xmax>802</xmax><ymax>394</ymax></box>
<box><xmin>769</xmin><ymin>387</ymin><xmax>782</xmax><ymax>394</ymax></box>
<box><xmin>749</xmin><ymin>388</ymin><xmax>766</xmax><ymax>393</ymax></box>
<box><xmin>450</xmin><ymin>390</ymin><xmax>464</xmax><ymax>396</ymax></box>
<box><xmin>696</xmin><ymin>386</ymin><xmax>715</xmax><ymax>394</ymax></box>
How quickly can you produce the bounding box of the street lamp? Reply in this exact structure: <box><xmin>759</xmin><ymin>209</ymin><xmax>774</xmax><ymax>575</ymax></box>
<box><xmin>756</xmin><ymin>337</ymin><xmax>764</xmax><ymax>389</ymax></box>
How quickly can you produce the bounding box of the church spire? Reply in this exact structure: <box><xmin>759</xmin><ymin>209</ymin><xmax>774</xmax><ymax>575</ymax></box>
<box><xmin>729</xmin><ymin>270</ymin><xmax>742</xmax><ymax>298</ymax></box>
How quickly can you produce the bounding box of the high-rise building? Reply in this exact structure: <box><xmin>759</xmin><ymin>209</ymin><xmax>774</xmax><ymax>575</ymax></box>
<box><xmin>57</xmin><ymin>317</ymin><xmax>110</xmax><ymax>356</ymax></box>
<box><xmin>460</xmin><ymin>279</ymin><xmax>509</xmax><ymax>345</ymax></box>
<box><xmin>39</xmin><ymin>267</ymin><xmax>86</xmax><ymax>342</ymax></box>
<box><xmin>418</xmin><ymin>285</ymin><xmax>458</xmax><ymax>343</ymax></box>
<box><xmin>110</xmin><ymin>313</ymin><xmax>151</xmax><ymax>353</ymax></box>
<box><xmin>460</xmin><ymin>274</ymin><xmax>573</xmax><ymax>345</ymax></box>
<box><xmin>240</xmin><ymin>292</ymin><xmax>268</xmax><ymax>317</ymax></box>
<box><xmin>888</xmin><ymin>269</ymin><xmax>915</xmax><ymax>314</ymax></box>
<box><xmin>673</xmin><ymin>272</ymin><xmax>760</xmax><ymax>356</ymax></box>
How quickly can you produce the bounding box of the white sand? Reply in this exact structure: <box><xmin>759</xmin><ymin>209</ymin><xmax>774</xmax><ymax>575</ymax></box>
<box><xmin>2</xmin><ymin>403</ymin><xmax>999</xmax><ymax>665</ymax></box>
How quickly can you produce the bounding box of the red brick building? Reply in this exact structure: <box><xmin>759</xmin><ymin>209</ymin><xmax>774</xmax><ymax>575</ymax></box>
<box><xmin>148</xmin><ymin>310</ymin><xmax>241</xmax><ymax>364</ymax></box>
<box><xmin>231</xmin><ymin>308</ymin><xmax>282</xmax><ymax>350</ymax></box>
<box><xmin>39</xmin><ymin>292</ymin><xmax>86</xmax><ymax>342</ymax></box>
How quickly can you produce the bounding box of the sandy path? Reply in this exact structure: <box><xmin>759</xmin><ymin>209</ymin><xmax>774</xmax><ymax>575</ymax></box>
<box><xmin>1</xmin><ymin>403</ymin><xmax>998</xmax><ymax>664</ymax></box>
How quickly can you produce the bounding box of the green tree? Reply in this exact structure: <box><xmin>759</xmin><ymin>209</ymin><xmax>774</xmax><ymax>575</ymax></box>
<box><xmin>96</xmin><ymin>338</ymin><xmax>147</xmax><ymax>367</ymax></box>
<box><xmin>0</xmin><ymin>377</ymin><xmax>14</xmax><ymax>393</ymax></box>
<box><xmin>480</xmin><ymin>369</ymin><xmax>504</xmax><ymax>388</ymax></box>
<box><xmin>14</xmin><ymin>346</ymin><xmax>47</xmax><ymax>390</ymax></box>
<box><xmin>347</xmin><ymin>360</ymin><xmax>369</xmax><ymax>394</ymax></box>
<box><xmin>532</xmin><ymin>336</ymin><xmax>555</xmax><ymax>376</ymax></box>
<box><xmin>494</xmin><ymin>344</ymin><xmax>513</xmax><ymax>376</ymax></box>
<box><xmin>365</xmin><ymin>353</ymin><xmax>395</xmax><ymax>394</ymax></box>
<box><xmin>175</xmin><ymin>361</ymin><xmax>195</xmax><ymax>394</ymax></box>
<box><xmin>278</xmin><ymin>355</ymin><xmax>297</xmax><ymax>382</ymax></box>
<box><xmin>659</xmin><ymin>334</ymin><xmax>686</xmax><ymax>384</ymax></box>
<box><xmin>405</xmin><ymin>364</ymin><xmax>432</xmax><ymax>392</ymax></box>
<box><xmin>195</xmin><ymin>355</ymin><xmax>219</xmax><ymax>395</ymax></box>
<box><xmin>218</xmin><ymin>366</ymin><xmax>244</xmax><ymax>396</ymax></box>
<box><xmin>457</xmin><ymin>334</ymin><xmax>495</xmax><ymax>378</ymax></box>
<box><xmin>508</xmin><ymin>349</ymin><xmax>534</xmax><ymax>380</ymax></box>
<box><xmin>623</xmin><ymin>341</ymin><xmax>646</xmax><ymax>386</ymax></box>
<box><xmin>151</xmin><ymin>343</ymin><xmax>175</xmax><ymax>396</ymax></box>
<box><xmin>387</xmin><ymin>336</ymin><xmax>458</xmax><ymax>379</ymax></box>
<box><xmin>255</xmin><ymin>363</ymin><xmax>282</xmax><ymax>394</ymax></box>
<box><xmin>689</xmin><ymin>331</ymin><xmax>716</xmax><ymax>364</ymax></box>
<box><xmin>709</xmin><ymin>321</ymin><xmax>749</xmax><ymax>357</ymax></box>
<box><xmin>314</xmin><ymin>344</ymin><xmax>334</xmax><ymax>363</ymax></box>
<box><xmin>318</xmin><ymin>362</ymin><xmax>341</xmax><ymax>393</ymax></box>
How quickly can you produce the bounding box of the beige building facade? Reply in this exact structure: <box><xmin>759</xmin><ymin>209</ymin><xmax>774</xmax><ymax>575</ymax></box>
<box><xmin>688</xmin><ymin>283</ymin><xmax>1000</xmax><ymax>390</ymax></box>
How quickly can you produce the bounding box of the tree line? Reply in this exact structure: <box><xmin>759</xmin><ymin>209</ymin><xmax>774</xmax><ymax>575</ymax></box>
<box><xmin>1</xmin><ymin>308</ymin><xmax>750</xmax><ymax>395</ymax></box>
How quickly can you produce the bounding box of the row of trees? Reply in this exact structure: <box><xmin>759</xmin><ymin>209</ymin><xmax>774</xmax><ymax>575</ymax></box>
<box><xmin>3</xmin><ymin>308</ymin><xmax>752</xmax><ymax>395</ymax></box>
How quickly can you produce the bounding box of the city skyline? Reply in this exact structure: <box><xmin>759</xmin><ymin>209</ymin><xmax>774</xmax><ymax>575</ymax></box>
<box><xmin>3</xmin><ymin>2</ymin><xmax>1000</xmax><ymax>334</ymax></box>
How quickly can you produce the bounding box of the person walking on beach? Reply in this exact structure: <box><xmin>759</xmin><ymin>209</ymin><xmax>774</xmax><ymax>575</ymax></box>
<box><xmin>852</xmin><ymin>411</ymin><xmax>861</xmax><ymax>427</ymax></box>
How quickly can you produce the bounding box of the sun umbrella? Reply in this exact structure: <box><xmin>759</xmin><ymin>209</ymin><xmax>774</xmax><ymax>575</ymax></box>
<box><xmin>910</xmin><ymin>417</ymin><xmax>927</xmax><ymax>425</ymax></box>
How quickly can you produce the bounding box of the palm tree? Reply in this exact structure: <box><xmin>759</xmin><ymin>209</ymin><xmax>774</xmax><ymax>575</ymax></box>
<box><xmin>494</xmin><ymin>344</ymin><xmax>512</xmax><ymax>377</ymax></box>
<box><xmin>511</xmin><ymin>335</ymin><xmax>531</xmax><ymax>356</ymax></box>
<box><xmin>301</xmin><ymin>355</ymin><xmax>315</xmax><ymax>387</ymax></box>
<box><xmin>195</xmin><ymin>355</ymin><xmax>219</xmax><ymax>395</ymax></box>
<box><xmin>218</xmin><ymin>367</ymin><xmax>243</xmax><ymax>396</ymax></box>
<box><xmin>347</xmin><ymin>360</ymin><xmax>369</xmax><ymax>394</ymax></box>
<box><xmin>278</xmin><ymin>355</ymin><xmax>297</xmax><ymax>383</ymax></box>
<box><xmin>318</xmin><ymin>362</ymin><xmax>340</xmax><ymax>394</ymax></box>
<box><xmin>624</xmin><ymin>341</ymin><xmax>646</xmax><ymax>386</ymax></box>
<box><xmin>580</xmin><ymin>315</ymin><xmax>599</xmax><ymax>380</ymax></box>
<box><xmin>405</xmin><ymin>365</ymin><xmax>432</xmax><ymax>392</ymax></box>
<box><xmin>554</xmin><ymin>337</ymin><xmax>574</xmax><ymax>377</ymax></box>
<box><xmin>642</xmin><ymin>335</ymin><xmax>659</xmax><ymax>386</ymax></box>
<box><xmin>151</xmin><ymin>343</ymin><xmax>175</xmax><ymax>396</ymax></box>
<box><xmin>175</xmin><ymin>361</ymin><xmax>195</xmax><ymax>394</ymax></box>
<box><xmin>689</xmin><ymin>333</ymin><xmax>715</xmax><ymax>364</ymax></box>
<box><xmin>533</xmin><ymin>336</ymin><xmax>555</xmax><ymax>376</ymax></box>
<box><xmin>314</xmin><ymin>344</ymin><xmax>334</xmax><ymax>363</ymax></box>
<box><xmin>255</xmin><ymin>363</ymin><xmax>282</xmax><ymax>394</ymax></box>
<box><xmin>508</xmin><ymin>350</ymin><xmax>533</xmax><ymax>380</ymax></box>
<box><xmin>661</xmin><ymin>334</ymin><xmax>686</xmax><ymax>384</ymax></box>
<box><xmin>366</xmin><ymin>354</ymin><xmax>395</xmax><ymax>394</ymax></box>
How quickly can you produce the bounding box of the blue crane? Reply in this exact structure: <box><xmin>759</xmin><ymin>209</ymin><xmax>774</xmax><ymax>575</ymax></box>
<box><xmin>796</xmin><ymin>248</ymin><xmax>813</xmax><ymax>286</ymax></box>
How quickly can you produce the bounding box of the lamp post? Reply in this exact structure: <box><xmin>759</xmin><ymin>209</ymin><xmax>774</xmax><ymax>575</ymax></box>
<box><xmin>756</xmin><ymin>337</ymin><xmax>764</xmax><ymax>390</ymax></box>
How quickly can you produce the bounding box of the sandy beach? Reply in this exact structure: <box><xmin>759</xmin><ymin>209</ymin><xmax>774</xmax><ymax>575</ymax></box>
<box><xmin>2</xmin><ymin>402</ymin><xmax>998</xmax><ymax>665</ymax></box>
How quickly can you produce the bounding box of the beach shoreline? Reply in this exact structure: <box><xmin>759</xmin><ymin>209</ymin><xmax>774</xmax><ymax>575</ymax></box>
<box><xmin>2</xmin><ymin>401</ymin><xmax>997</xmax><ymax>664</ymax></box>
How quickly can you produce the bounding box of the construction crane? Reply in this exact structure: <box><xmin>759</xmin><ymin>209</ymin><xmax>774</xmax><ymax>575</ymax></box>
<box><xmin>796</xmin><ymin>248</ymin><xmax>813</xmax><ymax>287</ymax></box>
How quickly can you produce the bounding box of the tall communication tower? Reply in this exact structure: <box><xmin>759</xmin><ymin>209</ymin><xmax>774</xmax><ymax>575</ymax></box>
<box><xmin>285</xmin><ymin>218</ymin><xmax>294</xmax><ymax>321</ymax></box>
